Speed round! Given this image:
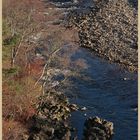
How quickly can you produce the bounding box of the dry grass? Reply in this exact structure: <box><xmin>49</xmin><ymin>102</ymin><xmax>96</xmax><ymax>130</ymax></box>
<box><xmin>2</xmin><ymin>0</ymin><xmax>46</xmax><ymax>139</ymax></box>
<box><xmin>3</xmin><ymin>120</ymin><xmax>28</xmax><ymax>140</ymax></box>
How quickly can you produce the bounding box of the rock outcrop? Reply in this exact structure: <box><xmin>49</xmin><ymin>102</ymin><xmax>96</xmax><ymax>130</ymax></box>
<box><xmin>83</xmin><ymin>116</ymin><xmax>114</xmax><ymax>140</ymax></box>
<box><xmin>67</xmin><ymin>0</ymin><xmax>138</xmax><ymax>71</ymax></box>
<box><xmin>28</xmin><ymin>91</ymin><xmax>76</xmax><ymax>140</ymax></box>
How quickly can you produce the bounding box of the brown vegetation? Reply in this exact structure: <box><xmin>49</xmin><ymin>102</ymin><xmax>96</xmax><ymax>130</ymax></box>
<box><xmin>2</xmin><ymin>0</ymin><xmax>88</xmax><ymax>139</ymax></box>
<box><xmin>2</xmin><ymin>0</ymin><xmax>46</xmax><ymax>139</ymax></box>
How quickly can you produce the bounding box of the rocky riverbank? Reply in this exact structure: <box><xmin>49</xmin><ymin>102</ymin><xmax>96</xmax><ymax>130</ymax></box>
<box><xmin>66</xmin><ymin>0</ymin><xmax>138</xmax><ymax>72</ymax></box>
<box><xmin>28</xmin><ymin>91</ymin><xmax>78</xmax><ymax>140</ymax></box>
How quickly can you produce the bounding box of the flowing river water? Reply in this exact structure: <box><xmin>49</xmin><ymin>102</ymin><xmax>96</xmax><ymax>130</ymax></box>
<box><xmin>68</xmin><ymin>47</ymin><xmax>137</xmax><ymax>140</ymax></box>
<box><xmin>44</xmin><ymin>0</ymin><xmax>138</xmax><ymax>139</ymax></box>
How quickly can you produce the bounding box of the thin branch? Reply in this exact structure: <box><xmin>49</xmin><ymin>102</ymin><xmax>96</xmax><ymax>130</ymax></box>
<box><xmin>34</xmin><ymin>47</ymin><xmax>62</xmax><ymax>87</ymax></box>
<box><xmin>11</xmin><ymin>33</ymin><xmax>25</xmax><ymax>67</ymax></box>
<box><xmin>34</xmin><ymin>63</ymin><xmax>48</xmax><ymax>87</ymax></box>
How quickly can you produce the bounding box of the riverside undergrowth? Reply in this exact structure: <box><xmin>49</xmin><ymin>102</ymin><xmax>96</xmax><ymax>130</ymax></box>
<box><xmin>2</xmin><ymin>0</ymin><xmax>87</xmax><ymax>139</ymax></box>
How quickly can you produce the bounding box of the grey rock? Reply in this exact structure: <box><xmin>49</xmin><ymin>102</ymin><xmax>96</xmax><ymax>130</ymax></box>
<box><xmin>83</xmin><ymin>116</ymin><xmax>114</xmax><ymax>140</ymax></box>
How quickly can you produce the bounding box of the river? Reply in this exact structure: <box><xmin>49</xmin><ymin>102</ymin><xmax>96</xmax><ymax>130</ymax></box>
<box><xmin>68</xmin><ymin>47</ymin><xmax>137</xmax><ymax>140</ymax></box>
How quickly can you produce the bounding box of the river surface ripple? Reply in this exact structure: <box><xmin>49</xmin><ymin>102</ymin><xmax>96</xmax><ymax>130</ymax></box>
<box><xmin>68</xmin><ymin>48</ymin><xmax>137</xmax><ymax>140</ymax></box>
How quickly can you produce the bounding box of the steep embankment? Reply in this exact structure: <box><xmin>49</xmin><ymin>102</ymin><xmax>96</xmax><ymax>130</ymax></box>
<box><xmin>67</xmin><ymin>0</ymin><xmax>138</xmax><ymax>71</ymax></box>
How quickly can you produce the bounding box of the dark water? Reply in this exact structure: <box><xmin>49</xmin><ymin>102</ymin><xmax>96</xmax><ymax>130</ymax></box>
<box><xmin>68</xmin><ymin>48</ymin><xmax>138</xmax><ymax>140</ymax></box>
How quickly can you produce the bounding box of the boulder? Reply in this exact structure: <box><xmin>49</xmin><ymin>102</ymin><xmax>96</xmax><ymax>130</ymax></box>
<box><xmin>83</xmin><ymin>116</ymin><xmax>114</xmax><ymax>140</ymax></box>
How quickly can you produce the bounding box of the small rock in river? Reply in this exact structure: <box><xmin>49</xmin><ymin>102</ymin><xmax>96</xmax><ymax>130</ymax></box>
<box><xmin>84</xmin><ymin>113</ymin><xmax>87</xmax><ymax>116</ymax></box>
<box><xmin>51</xmin><ymin>81</ymin><xmax>60</xmax><ymax>87</ymax></box>
<box><xmin>132</xmin><ymin>108</ymin><xmax>138</xmax><ymax>112</ymax></box>
<box><xmin>123</xmin><ymin>77</ymin><xmax>130</xmax><ymax>81</ymax></box>
<box><xmin>69</xmin><ymin>104</ymin><xmax>79</xmax><ymax>111</ymax></box>
<box><xmin>80</xmin><ymin>107</ymin><xmax>87</xmax><ymax>111</ymax></box>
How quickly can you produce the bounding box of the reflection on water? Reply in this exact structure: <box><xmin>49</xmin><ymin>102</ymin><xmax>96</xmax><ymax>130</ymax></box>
<box><xmin>68</xmin><ymin>48</ymin><xmax>137</xmax><ymax>140</ymax></box>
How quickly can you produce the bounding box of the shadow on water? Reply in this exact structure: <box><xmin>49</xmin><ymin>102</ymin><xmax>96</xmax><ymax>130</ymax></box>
<box><xmin>67</xmin><ymin>47</ymin><xmax>138</xmax><ymax>140</ymax></box>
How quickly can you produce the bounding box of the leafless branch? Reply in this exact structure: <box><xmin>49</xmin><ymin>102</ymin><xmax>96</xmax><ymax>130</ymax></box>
<box><xmin>34</xmin><ymin>47</ymin><xmax>62</xmax><ymax>87</ymax></box>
